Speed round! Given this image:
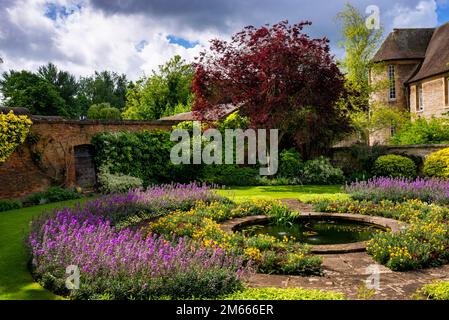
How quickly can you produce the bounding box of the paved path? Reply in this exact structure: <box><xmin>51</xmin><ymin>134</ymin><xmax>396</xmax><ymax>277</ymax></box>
<box><xmin>246</xmin><ymin>199</ymin><xmax>449</xmax><ymax>300</ymax></box>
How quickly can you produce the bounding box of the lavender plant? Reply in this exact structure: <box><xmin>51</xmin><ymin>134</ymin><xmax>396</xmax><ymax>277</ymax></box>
<box><xmin>28</xmin><ymin>206</ymin><xmax>245</xmax><ymax>300</ymax></box>
<box><xmin>346</xmin><ymin>177</ymin><xmax>449</xmax><ymax>205</ymax></box>
<box><xmin>84</xmin><ymin>183</ymin><xmax>229</xmax><ymax>225</ymax></box>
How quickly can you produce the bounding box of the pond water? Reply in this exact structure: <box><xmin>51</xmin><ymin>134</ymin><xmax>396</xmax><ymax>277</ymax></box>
<box><xmin>239</xmin><ymin>218</ymin><xmax>385</xmax><ymax>245</ymax></box>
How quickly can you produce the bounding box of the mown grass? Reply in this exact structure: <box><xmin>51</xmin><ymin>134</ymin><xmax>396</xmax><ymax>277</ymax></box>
<box><xmin>218</xmin><ymin>185</ymin><xmax>348</xmax><ymax>203</ymax></box>
<box><xmin>0</xmin><ymin>198</ymin><xmax>92</xmax><ymax>300</ymax></box>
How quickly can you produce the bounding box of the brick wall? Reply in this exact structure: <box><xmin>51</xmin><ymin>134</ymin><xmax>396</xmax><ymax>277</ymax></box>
<box><xmin>410</xmin><ymin>75</ymin><xmax>449</xmax><ymax>119</ymax></box>
<box><xmin>0</xmin><ymin>118</ymin><xmax>176</xmax><ymax>199</ymax></box>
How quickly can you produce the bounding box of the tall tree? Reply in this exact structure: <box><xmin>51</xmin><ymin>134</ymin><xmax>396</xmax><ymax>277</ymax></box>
<box><xmin>123</xmin><ymin>55</ymin><xmax>194</xmax><ymax>120</ymax></box>
<box><xmin>336</xmin><ymin>3</ymin><xmax>384</xmax><ymax>141</ymax></box>
<box><xmin>78</xmin><ymin>71</ymin><xmax>128</xmax><ymax>115</ymax></box>
<box><xmin>0</xmin><ymin>70</ymin><xmax>67</xmax><ymax>116</ymax></box>
<box><xmin>192</xmin><ymin>21</ymin><xmax>349</xmax><ymax>157</ymax></box>
<box><xmin>38</xmin><ymin>63</ymin><xmax>81</xmax><ymax>118</ymax></box>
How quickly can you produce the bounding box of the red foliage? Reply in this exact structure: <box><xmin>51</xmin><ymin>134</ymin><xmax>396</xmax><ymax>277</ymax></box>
<box><xmin>192</xmin><ymin>21</ymin><xmax>350</xmax><ymax>156</ymax></box>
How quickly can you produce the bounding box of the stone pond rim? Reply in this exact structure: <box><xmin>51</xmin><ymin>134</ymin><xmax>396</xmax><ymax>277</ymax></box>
<box><xmin>219</xmin><ymin>213</ymin><xmax>406</xmax><ymax>254</ymax></box>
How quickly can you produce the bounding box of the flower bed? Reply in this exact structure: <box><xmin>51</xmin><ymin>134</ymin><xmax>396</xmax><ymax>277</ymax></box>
<box><xmin>83</xmin><ymin>183</ymin><xmax>227</xmax><ymax>226</ymax></box>
<box><xmin>147</xmin><ymin>200</ymin><xmax>322</xmax><ymax>276</ymax></box>
<box><xmin>27</xmin><ymin>184</ymin><xmax>322</xmax><ymax>300</ymax></box>
<box><xmin>28</xmin><ymin>184</ymin><xmax>245</xmax><ymax>300</ymax></box>
<box><xmin>314</xmin><ymin>198</ymin><xmax>449</xmax><ymax>271</ymax></box>
<box><xmin>345</xmin><ymin>177</ymin><xmax>449</xmax><ymax>205</ymax></box>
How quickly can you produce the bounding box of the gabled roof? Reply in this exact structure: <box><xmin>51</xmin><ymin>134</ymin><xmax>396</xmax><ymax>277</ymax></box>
<box><xmin>159</xmin><ymin>104</ymin><xmax>239</xmax><ymax>122</ymax></box>
<box><xmin>373</xmin><ymin>28</ymin><xmax>435</xmax><ymax>62</ymax></box>
<box><xmin>408</xmin><ymin>22</ymin><xmax>449</xmax><ymax>83</ymax></box>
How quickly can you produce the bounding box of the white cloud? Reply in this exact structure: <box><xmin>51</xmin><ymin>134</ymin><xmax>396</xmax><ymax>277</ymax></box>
<box><xmin>388</xmin><ymin>0</ymin><xmax>438</xmax><ymax>28</ymax></box>
<box><xmin>0</xmin><ymin>0</ymin><xmax>220</xmax><ymax>80</ymax></box>
<box><xmin>0</xmin><ymin>0</ymin><xmax>441</xmax><ymax>81</ymax></box>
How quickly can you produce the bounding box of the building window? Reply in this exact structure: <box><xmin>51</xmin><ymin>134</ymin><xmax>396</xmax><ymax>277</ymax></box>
<box><xmin>390</xmin><ymin>125</ymin><xmax>396</xmax><ymax>137</ymax></box>
<box><xmin>388</xmin><ymin>65</ymin><xmax>396</xmax><ymax>100</ymax></box>
<box><xmin>418</xmin><ymin>85</ymin><xmax>424</xmax><ymax>111</ymax></box>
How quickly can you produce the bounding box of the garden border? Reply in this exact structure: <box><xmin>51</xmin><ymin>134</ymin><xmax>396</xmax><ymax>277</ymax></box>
<box><xmin>220</xmin><ymin>213</ymin><xmax>406</xmax><ymax>254</ymax></box>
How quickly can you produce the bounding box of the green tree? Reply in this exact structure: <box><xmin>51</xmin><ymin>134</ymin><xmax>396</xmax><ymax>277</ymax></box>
<box><xmin>123</xmin><ymin>55</ymin><xmax>194</xmax><ymax>120</ymax></box>
<box><xmin>79</xmin><ymin>71</ymin><xmax>128</xmax><ymax>115</ymax></box>
<box><xmin>0</xmin><ymin>70</ymin><xmax>67</xmax><ymax>116</ymax></box>
<box><xmin>87</xmin><ymin>102</ymin><xmax>122</xmax><ymax>120</ymax></box>
<box><xmin>336</xmin><ymin>3</ymin><xmax>384</xmax><ymax>141</ymax></box>
<box><xmin>37</xmin><ymin>63</ymin><xmax>81</xmax><ymax>118</ymax></box>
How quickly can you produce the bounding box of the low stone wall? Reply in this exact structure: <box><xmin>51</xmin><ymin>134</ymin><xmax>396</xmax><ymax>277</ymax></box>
<box><xmin>0</xmin><ymin>117</ymin><xmax>177</xmax><ymax>199</ymax></box>
<box><xmin>331</xmin><ymin>144</ymin><xmax>449</xmax><ymax>175</ymax></box>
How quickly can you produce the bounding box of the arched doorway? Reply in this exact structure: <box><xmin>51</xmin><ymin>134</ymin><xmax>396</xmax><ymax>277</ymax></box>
<box><xmin>74</xmin><ymin>144</ymin><xmax>97</xmax><ymax>189</ymax></box>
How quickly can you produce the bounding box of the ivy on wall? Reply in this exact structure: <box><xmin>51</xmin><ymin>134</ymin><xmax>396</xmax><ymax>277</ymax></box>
<box><xmin>0</xmin><ymin>111</ymin><xmax>33</xmax><ymax>163</ymax></box>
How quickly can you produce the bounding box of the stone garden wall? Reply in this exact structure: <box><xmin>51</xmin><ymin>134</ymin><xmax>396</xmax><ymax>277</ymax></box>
<box><xmin>331</xmin><ymin>144</ymin><xmax>449</xmax><ymax>175</ymax></box>
<box><xmin>0</xmin><ymin>117</ymin><xmax>177</xmax><ymax>199</ymax></box>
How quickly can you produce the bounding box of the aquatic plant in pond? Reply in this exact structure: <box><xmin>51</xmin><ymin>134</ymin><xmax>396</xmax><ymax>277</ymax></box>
<box><xmin>28</xmin><ymin>207</ymin><xmax>245</xmax><ymax>300</ymax></box>
<box><xmin>239</xmin><ymin>218</ymin><xmax>384</xmax><ymax>245</ymax></box>
<box><xmin>346</xmin><ymin>177</ymin><xmax>449</xmax><ymax>204</ymax></box>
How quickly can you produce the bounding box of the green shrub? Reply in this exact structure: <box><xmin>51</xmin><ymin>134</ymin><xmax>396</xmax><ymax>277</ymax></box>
<box><xmin>202</xmin><ymin>165</ymin><xmax>259</xmax><ymax>186</ymax></box>
<box><xmin>301</xmin><ymin>157</ymin><xmax>344</xmax><ymax>185</ymax></box>
<box><xmin>0</xmin><ymin>199</ymin><xmax>22</xmax><ymax>212</ymax></box>
<box><xmin>277</xmin><ymin>149</ymin><xmax>303</xmax><ymax>179</ymax></box>
<box><xmin>92</xmin><ymin>130</ymin><xmax>181</xmax><ymax>185</ymax></box>
<box><xmin>420</xmin><ymin>281</ymin><xmax>449</xmax><ymax>300</ymax></box>
<box><xmin>87</xmin><ymin>103</ymin><xmax>122</xmax><ymax>120</ymax></box>
<box><xmin>97</xmin><ymin>165</ymin><xmax>143</xmax><ymax>194</ymax></box>
<box><xmin>23</xmin><ymin>187</ymin><xmax>81</xmax><ymax>206</ymax></box>
<box><xmin>392</xmin><ymin>117</ymin><xmax>449</xmax><ymax>145</ymax></box>
<box><xmin>223</xmin><ymin>287</ymin><xmax>344</xmax><ymax>300</ymax></box>
<box><xmin>423</xmin><ymin>148</ymin><xmax>449</xmax><ymax>178</ymax></box>
<box><xmin>372</xmin><ymin>155</ymin><xmax>417</xmax><ymax>178</ymax></box>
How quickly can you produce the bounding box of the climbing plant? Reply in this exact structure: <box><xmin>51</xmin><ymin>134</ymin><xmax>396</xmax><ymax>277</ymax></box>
<box><xmin>0</xmin><ymin>111</ymin><xmax>33</xmax><ymax>163</ymax></box>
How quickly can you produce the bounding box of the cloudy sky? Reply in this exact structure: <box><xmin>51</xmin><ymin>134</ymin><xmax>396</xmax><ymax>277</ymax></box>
<box><xmin>0</xmin><ymin>0</ymin><xmax>448</xmax><ymax>80</ymax></box>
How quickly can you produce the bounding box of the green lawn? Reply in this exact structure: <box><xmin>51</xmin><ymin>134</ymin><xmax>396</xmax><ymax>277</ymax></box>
<box><xmin>0</xmin><ymin>185</ymin><xmax>345</xmax><ymax>300</ymax></box>
<box><xmin>217</xmin><ymin>185</ymin><xmax>347</xmax><ymax>203</ymax></box>
<box><xmin>0</xmin><ymin>198</ymin><xmax>92</xmax><ymax>300</ymax></box>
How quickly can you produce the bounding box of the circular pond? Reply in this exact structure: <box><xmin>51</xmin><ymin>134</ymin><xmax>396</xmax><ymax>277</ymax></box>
<box><xmin>238</xmin><ymin>217</ymin><xmax>385</xmax><ymax>245</ymax></box>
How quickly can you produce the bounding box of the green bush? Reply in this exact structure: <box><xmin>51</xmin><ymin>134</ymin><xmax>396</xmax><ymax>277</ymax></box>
<box><xmin>392</xmin><ymin>117</ymin><xmax>449</xmax><ymax>145</ymax></box>
<box><xmin>97</xmin><ymin>165</ymin><xmax>143</xmax><ymax>194</ymax></box>
<box><xmin>0</xmin><ymin>199</ymin><xmax>22</xmax><ymax>212</ymax></box>
<box><xmin>423</xmin><ymin>148</ymin><xmax>449</xmax><ymax>178</ymax></box>
<box><xmin>301</xmin><ymin>157</ymin><xmax>344</xmax><ymax>185</ymax></box>
<box><xmin>223</xmin><ymin>287</ymin><xmax>344</xmax><ymax>300</ymax></box>
<box><xmin>202</xmin><ymin>165</ymin><xmax>259</xmax><ymax>186</ymax></box>
<box><xmin>87</xmin><ymin>103</ymin><xmax>122</xmax><ymax>120</ymax></box>
<box><xmin>420</xmin><ymin>281</ymin><xmax>449</xmax><ymax>300</ymax></box>
<box><xmin>23</xmin><ymin>187</ymin><xmax>81</xmax><ymax>206</ymax></box>
<box><xmin>372</xmin><ymin>155</ymin><xmax>417</xmax><ymax>178</ymax></box>
<box><xmin>277</xmin><ymin>149</ymin><xmax>303</xmax><ymax>179</ymax></box>
<box><xmin>92</xmin><ymin>130</ymin><xmax>180</xmax><ymax>185</ymax></box>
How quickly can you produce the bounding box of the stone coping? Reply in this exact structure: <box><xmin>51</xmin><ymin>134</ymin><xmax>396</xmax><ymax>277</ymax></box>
<box><xmin>220</xmin><ymin>213</ymin><xmax>406</xmax><ymax>254</ymax></box>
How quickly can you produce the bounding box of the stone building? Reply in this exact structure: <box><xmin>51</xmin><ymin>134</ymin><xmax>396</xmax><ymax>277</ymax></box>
<box><xmin>369</xmin><ymin>22</ymin><xmax>449</xmax><ymax>145</ymax></box>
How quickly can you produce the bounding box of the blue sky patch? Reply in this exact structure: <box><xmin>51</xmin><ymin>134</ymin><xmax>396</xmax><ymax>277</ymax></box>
<box><xmin>44</xmin><ymin>2</ymin><xmax>81</xmax><ymax>20</ymax></box>
<box><xmin>437</xmin><ymin>3</ymin><xmax>449</xmax><ymax>25</ymax></box>
<box><xmin>167</xmin><ymin>35</ymin><xmax>199</xmax><ymax>49</ymax></box>
<box><xmin>135</xmin><ymin>40</ymin><xmax>148</xmax><ymax>52</ymax></box>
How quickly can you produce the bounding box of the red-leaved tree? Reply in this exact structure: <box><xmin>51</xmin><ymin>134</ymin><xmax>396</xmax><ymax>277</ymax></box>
<box><xmin>192</xmin><ymin>21</ymin><xmax>351</xmax><ymax>157</ymax></box>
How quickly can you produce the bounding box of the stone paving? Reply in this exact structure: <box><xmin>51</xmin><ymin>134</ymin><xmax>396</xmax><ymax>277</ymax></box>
<box><xmin>245</xmin><ymin>199</ymin><xmax>449</xmax><ymax>300</ymax></box>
